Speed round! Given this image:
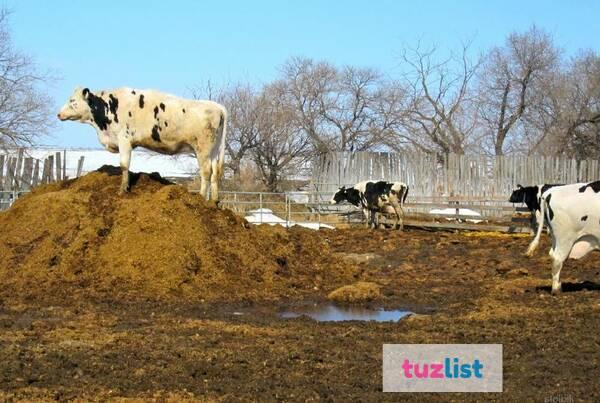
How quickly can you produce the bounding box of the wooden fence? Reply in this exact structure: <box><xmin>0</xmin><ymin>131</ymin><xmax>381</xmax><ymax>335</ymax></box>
<box><xmin>311</xmin><ymin>151</ymin><xmax>600</xmax><ymax>198</ymax></box>
<box><xmin>0</xmin><ymin>148</ymin><xmax>85</xmax><ymax>192</ymax></box>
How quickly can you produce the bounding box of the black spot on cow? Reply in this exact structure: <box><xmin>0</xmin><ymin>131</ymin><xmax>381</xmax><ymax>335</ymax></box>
<box><xmin>364</xmin><ymin>181</ymin><xmax>395</xmax><ymax>207</ymax></box>
<box><xmin>151</xmin><ymin>125</ymin><xmax>161</xmax><ymax>142</ymax></box>
<box><xmin>164</xmin><ymin>121</ymin><xmax>168</xmax><ymax>127</ymax></box>
<box><xmin>579</xmin><ymin>181</ymin><xmax>600</xmax><ymax>193</ymax></box>
<box><xmin>509</xmin><ymin>185</ymin><xmax>540</xmax><ymax>210</ymax></box>
<box><xmin>154</xmin><ymin>106</ymin><xmax>159</xmax><ymax>119</ymax></box>
<box><xmin>509</xmin><ymin>183</ymin><xmax>562</xmax><ymax>212</ymax></box>
<box><xmin>546</xmin><ymin>194</ymin><xmax>554</xmax><ymax>221</ymax></box>
<box><xmin>331</xmin><ymin>186</ymin><xmax>361</xmax><ymax>206</ymax></box>
<box><xmin>344</xmin><ymin>188</ymin><xmax>361</xmax><ymax>206</ymax></box>
<box><xmin>159</xmin><ymin>102</ymin><xmax>166</xmax><ymax>112</ymax></box>
<box><xmin>85</xmin><ymin>90</ymin><xmax>111</xmax><ymax>130</ymax></box>
<box><xmin>581</xmin><ymin>215</ymin><xmax>588</xmax><ymax>221</ymax></box>
<box><xmin>139</xmin><ymin>94</ymin><xmax>145</xmax><ymax>108</ymax></box>
<box><xmin>128</xmin><ymin>111</ymin><xmax>132</xmax><ymax>117</ymax></box>
<box><xmin>182</xmin><ymin>108</ymin><xmax>186</xmax><ymax>113</ymax></box>
<box><xmin>540</xmin><ymin>184</ymin><xmax>562</xmax><ymax>194</ymax></box>
<box><xmin>108</xmin><ymin>94</ymin><xmax>119</xmax><ymax>123</ymax></box>
<box><xmin>131</xmin><ymin>90</ymin><xmax>136</xmax><ymax>95</ymax></box>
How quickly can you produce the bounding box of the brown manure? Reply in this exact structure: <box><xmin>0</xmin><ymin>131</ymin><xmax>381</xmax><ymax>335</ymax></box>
<box><xmin>327</xmin><ymin>281</ymin><xmax>382</xmax><ymax>303</ymax></box>
<box><xmin>0</xmin><ymin>166</ymin><xmax>357</xmax><ymax>303</ymax></box>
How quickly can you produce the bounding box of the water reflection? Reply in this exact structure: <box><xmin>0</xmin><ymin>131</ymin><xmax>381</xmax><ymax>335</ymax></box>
<box><xmin>279</xmin><ymin>303</ymin><xmax>411</xmax><ymax>322</ymax></box>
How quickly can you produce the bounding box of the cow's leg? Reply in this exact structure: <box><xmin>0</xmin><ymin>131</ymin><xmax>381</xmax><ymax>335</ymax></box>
<box><xmin>371</xmin><ymin>209</ymin><xmax>379</xmax><ymax>229</ymax></box>
<box><xmin>390</xmin><ymin>200</ymin><xmax>403</xmax><ymax>230</ymax></box>
<box><xmin>198</xmin><ymin>158</ymin><xmax>212</xmax><ymax>200</ymax></box>
<box><xmin>363</xmin><ymin>208</ymin><xmax>370</xmax><ymax>228</ymax></box>
<box><xmin>550</xmin><ymin>258</ymin><xmax>564</xmax><ymax>295</ymax></box>
<box><xmin>548</xmin><ymin>237</ymin><xmax>575</xmax><ymax>295</ymax></box>
<box><xmin>118</xmin><ymin>138</ymin><xmax>132</xmax><ymax>194</ymax></box>
<box><xmin>210</xmin><ymin>157</ymin><xmax>220</xmax><ymax>202</ymax></box>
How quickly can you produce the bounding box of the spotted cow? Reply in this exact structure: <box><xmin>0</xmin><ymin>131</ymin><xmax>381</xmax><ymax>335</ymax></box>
<box><xmin>330</xmin><ymin>180</ymin><xmax>409</xmax><ymax>230</ymax></box>
<box><xmin>526</xmin><ymin>181</ymin><xmax>600</xmax><ymax>294</ymax></box>
<box><xmin>58</xmin><ymin>87</ymin><xmax>227</xmax><ymax>200</ymax></box>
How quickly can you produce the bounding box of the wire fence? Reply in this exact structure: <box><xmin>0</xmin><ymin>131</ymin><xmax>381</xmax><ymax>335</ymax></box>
<box><xmin>213</xmin><ymin>190</ymin><xmax>530</xmax><ymax>232</ymax></box>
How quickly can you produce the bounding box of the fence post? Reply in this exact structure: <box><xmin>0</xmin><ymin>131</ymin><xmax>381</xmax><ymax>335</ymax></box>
<box><xmin>285</xmin><ymin>193</ymin><xmax>290</xmax><ymax>227</ymax></box>
<box><xmin>55</xmin><ymin>152</ymin><xmax>62</xmax><ymax>181</ymax></box>
<box><xmin>76</xmin><ymin>156</ymin><xmax>85</xmax><ymax>177</ymax></box>
<box><xmin>259</xmin><ymin>193</ymin><xmax>263</xmax><ymax>224</ymax></box>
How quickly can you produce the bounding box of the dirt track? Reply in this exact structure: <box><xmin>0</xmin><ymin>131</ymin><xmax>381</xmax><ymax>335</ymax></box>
<box><xmin>0</xmin><ymin>170</ymin><xmax>599</xmax><ymax>401</ymax></box>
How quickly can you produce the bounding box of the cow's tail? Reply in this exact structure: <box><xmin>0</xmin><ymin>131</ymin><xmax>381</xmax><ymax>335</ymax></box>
<box><xmin>526</xmin><ymin>194</ymin><xmax>546</xmax><ymax>257</ymax></box>
<box><xmin>215</xmin><ymin>107</ymin><xmax>227</xmax><ymax>181</ymax></box>
<box><xmin>402</xmin><ymin>185</ymin><xmax>409</xmax><ymax>206</ymax></box>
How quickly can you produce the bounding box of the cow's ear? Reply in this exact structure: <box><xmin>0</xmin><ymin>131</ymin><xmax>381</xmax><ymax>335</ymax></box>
<box><xmin>82</xmin><ymin>88</ymin><xmax>90</xmax><ymax>98</ymax></box>
<box><xmin>517</xmin><ymin>184</ymin><xmax>522</xmax><ymax>189</ymax></box>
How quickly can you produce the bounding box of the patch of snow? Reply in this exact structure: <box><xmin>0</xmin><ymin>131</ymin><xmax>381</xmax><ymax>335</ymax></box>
<box><xmin>244</xmin><ymin>209</ymin><xmax>335</xmax><ymax>230</ymax></box>
<box><xmin>429</xmin><ymin>208</ymin><xmax>483</xmax><ymax>224</ymax></box>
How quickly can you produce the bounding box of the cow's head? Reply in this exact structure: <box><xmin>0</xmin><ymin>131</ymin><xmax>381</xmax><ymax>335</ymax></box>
<box><xmin>509</xmin><ymin>184</ymin><xmax>539</xmax><ymax>210</ymax></box>
<box><xmin>330</xmin><ymin>186</ymin><xmax>348</xmax><ymax>204</ymax></box>
<box><xmin>57</xmin><ymin>87</ymin><xmax>93</xmax><ymax>122</ymax></box>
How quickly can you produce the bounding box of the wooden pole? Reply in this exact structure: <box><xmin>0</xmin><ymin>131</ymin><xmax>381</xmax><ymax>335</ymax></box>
<box><xmin>32</xmin><ymin>159</ymin><xmax>40</xmax><ymax>187</ymax></box>
<box><xmin>55</xmin><ymin>152</ymin><xmax>62</xmax><ymax>181</ymax></box>
<box><xmin>76</xmin><ymin>156</ymin><xmax>85</xmax><ymax>177</ymax></box>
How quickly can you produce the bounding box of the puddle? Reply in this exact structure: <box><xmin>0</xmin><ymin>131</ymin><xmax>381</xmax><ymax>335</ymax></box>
<box><xmin>279</xmin><ymin>303</ymin><xmax>412</xmax><ymax>322</ymax></box>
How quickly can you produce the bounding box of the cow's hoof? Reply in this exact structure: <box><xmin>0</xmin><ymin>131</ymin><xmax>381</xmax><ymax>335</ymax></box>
<box><xmin>119</xmin><ymin>187</ymin><xmax>130</xmax><ymax>195</ymax></box>
<box><xmin>551</xmin><ymin>287</ymin><xmax>562</xmax><ymax>295</ymax></box>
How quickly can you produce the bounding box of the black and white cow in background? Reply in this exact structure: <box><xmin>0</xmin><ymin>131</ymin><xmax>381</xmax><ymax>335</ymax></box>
<box><xmin>527</xmin><ymin>181</ymin><xmax>600</xmax><ymax>294</ymax></box>
<box><xmin>509</xmin><ymin>184</ymin><xmax>563</xmax><ymax>233</ymax></box>
<box><xmin>330</xmin><ymin>180</ymin><xmax>409</xmax><ymax>230</ymax></box>
<box><xmin>58</xmin><ymin>87</ymin><xmax>227</xmax><ymax>200</ymax></box>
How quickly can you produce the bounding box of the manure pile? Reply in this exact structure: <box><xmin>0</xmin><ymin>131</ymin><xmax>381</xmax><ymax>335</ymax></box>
<box><xmin>0</xmin><ymin>166</ymin><xmax>357</xmax><ymax>303</ymax></box>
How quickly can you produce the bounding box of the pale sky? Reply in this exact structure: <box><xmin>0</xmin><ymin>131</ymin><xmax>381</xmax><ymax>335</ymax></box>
<box><xmin>6</xmin><ymin>0</ymin><xmax>600</xmax><ymax>148</ymax></box>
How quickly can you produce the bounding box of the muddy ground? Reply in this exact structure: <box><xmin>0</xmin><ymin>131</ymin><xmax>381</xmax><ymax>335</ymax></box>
<box><xmin>0</xmin><ymin>169</ymin><xmax>598</xmax><ymax>401</ymax></box>
<box><xmin>0</xmin><ymin>228</ymin><xmax>598</xmax><ymax>401</ymax></box>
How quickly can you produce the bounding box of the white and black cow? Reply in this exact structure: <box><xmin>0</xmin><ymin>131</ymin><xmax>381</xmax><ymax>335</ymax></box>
<box><xmin>58</xmin><ymin>87</ymin><xmax>227</xmax><ymax>200</ymax></box>
<box><xmin>330</xmin><ymin>180</ymin><xmax>409</xmax><ymax>230</ymax></box>
<box><xmin>527</xmin><ymin>181</ymin><xmax>600</xmax><ymax>294</ymax></box>
<box><xmin>509</xmin><ymin>184</ymin><xmax>563</xmax><ymax>232</ymax></box>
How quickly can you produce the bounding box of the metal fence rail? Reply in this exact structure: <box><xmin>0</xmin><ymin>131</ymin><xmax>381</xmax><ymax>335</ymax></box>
<box><xmin>215</xmin><ymin>190</ymin><xmax>529</xmax><ymax>231</ymax></box>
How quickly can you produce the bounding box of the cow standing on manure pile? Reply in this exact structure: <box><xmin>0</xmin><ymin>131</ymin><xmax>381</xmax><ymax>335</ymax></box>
<box><xmin>330</xmin><ymin>180</ymin><xmax>409</xmax><ymax>230</ymax></box>
<box><xmin>58</xmin><ymin>87</ymin><xmax>227</xmax><ymax>201</ymax></box>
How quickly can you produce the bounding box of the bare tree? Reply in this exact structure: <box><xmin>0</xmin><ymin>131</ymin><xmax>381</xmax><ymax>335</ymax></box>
<box><xmin>531</xmin><ymin>51</ymin><xmax>600</xmax><ymax>158</ymax></box>
<box><xmin>280</xmin><ymin>57</ymin><xmax>398</xmax><ymax>154</ymax></box>
<box><xmin>252</xmin><ymin>82</ymin><xmax>312</xmax><ymax>192</ymax></box>
<box><xmin>0</xmin><ymin>9</ymin><xmax>54</xmax><ymax>148</ymax></box>
<box><xmin>279</xmin><ymin>57</ymin><xmax>336</xmax><ymax>154</ymax></box>
<box><xmin>394</xmin><ymin>41</ymin><xmax>481</xmax><ymax>155</ymax></box>
<box><xmin>216</xmin><ymin>84</ymin><xmax>261</xmax><ymax>179</ymax></box>
<box><xmin>477</xmin><ymin>26</ymin><xmax>559</xmax><ymax>155</ymax></box>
